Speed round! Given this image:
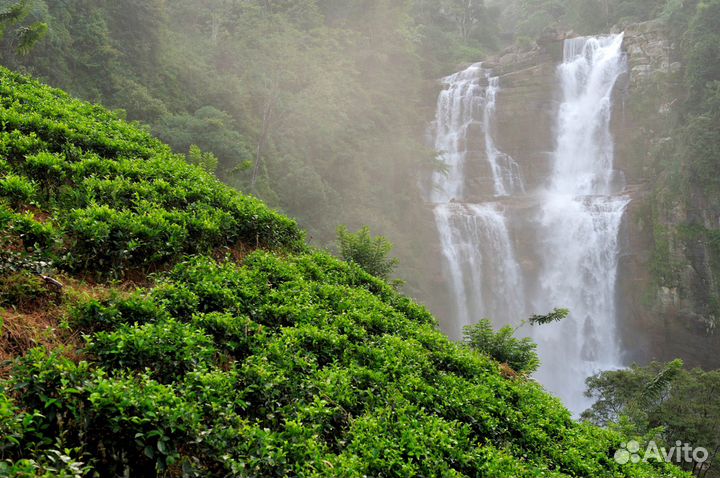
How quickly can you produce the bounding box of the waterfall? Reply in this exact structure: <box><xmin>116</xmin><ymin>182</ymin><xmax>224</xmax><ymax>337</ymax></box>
<box><xmin>429</xmin><ymin>63</ymin><xmax>485</xmax><ymax>204</ymax></box>
<box><xmin>532</xmin><ymin>34</ymin><xmax>629</xmax><ymax>412</ymax></box>
<box><xmin>430</xmin><ymin>34</ymin><xmax>629</xmax><ymax>414</ymax></box>
<box><xmin>430</xmin><ymin>63</ymin><xmax>526</xmax><ymax>202</ymax></box>
<box><xmin>551</xmin><ymin>35</ymin><xmax>627</xmax><ymax>196</ymax></box>
<box><xmin>430</xmin><ymin>63</ymin><xmax>526</xmax><ymax>339</ymax></box>
<box><xmin>434</xmin><ymin>203</ymin><xmax>525</xmax><ymax>336</ymax></box>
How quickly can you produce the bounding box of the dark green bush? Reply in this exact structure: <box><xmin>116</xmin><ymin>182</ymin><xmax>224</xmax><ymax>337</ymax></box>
<box><xmin>7</xmin><ymin>349</ymin><xmax>92</xmax><ymax>438</ymax></box>
<box><xmin>81</xmin><ymin>373</ymin><xmax>202</xmax><ymax>476</ymax></box>
<box><xmin>336</xmin><ymin>225</ymin><xmax>399</xmax><ymax>281</ymax></box>
<box><xmin>1</xmin><ymin>252</ymin><xmax>685</xmax><ymax>477</ymax></box>
<box><xmin>0</xmin><ymin>391</ymin><xmax>48</xmax><ymax>459</ymax></box>
<box><xmin>191</xmin><ymin>312</ymin><xmax>265</xmax><ymax>358</ymax></box>
<box><xmin>21</xmin><ymin>152</ymin><xmax>67</xmax><ymax>197</ymax></box>
<box><xmin>0</xmin><ymin>206</ymin><xmax>59</xmax><ymax>266</ymax></box>
<box><xmin>149</xmin><ymin>282</ymin><xmax>200</xmax><ymax>320</ymax></box>
<box><xmin>6</xmin><ymin>349</ymin><xmax>203</xmax><ymax>476</ymax></box>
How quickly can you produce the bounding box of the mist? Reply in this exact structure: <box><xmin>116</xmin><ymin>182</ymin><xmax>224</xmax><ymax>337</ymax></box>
<box><xmin>2</xmin><ymin>0</ymin><xmax>720</xmax><ymax>474</ymax></box>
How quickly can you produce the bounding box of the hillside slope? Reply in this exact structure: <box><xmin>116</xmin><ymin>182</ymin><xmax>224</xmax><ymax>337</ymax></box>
<box><xmin>0</xmin><ymin>68</ymin><xmax>683</xmax><ymax>477</ymax></box>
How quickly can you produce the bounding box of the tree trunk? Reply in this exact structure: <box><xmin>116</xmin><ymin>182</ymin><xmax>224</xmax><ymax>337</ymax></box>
<box><xmin>251</xmin><ymin>97</ymin><xmax>274</xmax><ymax>189</ymax></box>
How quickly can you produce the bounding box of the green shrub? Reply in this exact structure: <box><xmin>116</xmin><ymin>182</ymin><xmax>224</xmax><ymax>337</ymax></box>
<box><xmin>336</xmin><ymin>225</ymin><xmax>399</xmax><ymax>281</ymax></box>
<box><xmin>340</xmin><ymin>402</ymin><xmax>488</xmax><ymax>477</ymax></box>
<box><xmin>2</xmin><ymin>208</ymin><xmax>59</xmax><ymax>254</ymax></box>
<box><xmin>0</xmin><ymin>391</ymin><xmax>48</xmax><ymax>459</ymax></box>
<box><xmin>186</xmin><ymin>144</ymin><xmax>218</xmax><ymax>174</ymax></box>
<box><xmin>22</xmin><ymin>152</ymin><xmax>67</xmax><ymax>195</ymax></box>
<box><xmin>0</xmin><ymin>131</ymin><xmax>47</xmax><ymax>163</ymax></box>
<box><xmin>0</xmin><ymin>66</ymin><xmax>305</xmax><ymax>277</ymax></box>
<box><xmin>0</xmin><ymin>449</ymin><xmax>94</xmax><ymax>478</ymax></box>
<box><xmin>87</xmin><ymin>319</ymin><xmax>216</xmax><ymax>382</ymax></box>
<box><xmin>63</xmin><ymin>204</ymin><xmax>189</xmax><ymax>271</ymax></box>
<box><xmin>6</xmin><ymin>348</ymin><xmax>201</xmax><ymax>476</ymax></box>
<box><xmin>2</xmin><ymin>252</ymin><xmax>685</xmax><ymax>478</ymax></box>
<box><xmin>81</xmin><ymin>373</ymin><xmax>202</xmax><ymax>475</ymax></box>
<box><xmin>191</xmin><ymin>312</ymin><xmax>265</xmax><ymax>358</ymax></box>
<box><xmin>0</xmin><ymin>174</ymin><xmax>37</xmax><ymax>208</ymax></box>
<box><xmin>70</xmin><ymin>292</ymin><xmax>168</xmax><ymax>331</ymax></box>
<box><xmin>150</xmin><ymin>282</ymin><xmax>200</xmax><ymax>320</ymax></box>
<box><xmin>0</xmin><ymin>270</ymin><xmax>53</xmax><ymax>308</ymax></box>
<box><xmin>7</xmin><ymin>348</ymin><xmax>92</xmax><ymax>437</ymax></box>
<box><xmin>463</xmin><ymin>319</ymin><xmax>540</xmax><ymax>374</ymax></box>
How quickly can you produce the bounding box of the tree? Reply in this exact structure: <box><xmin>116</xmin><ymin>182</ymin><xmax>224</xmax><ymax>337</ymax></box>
<box><xmin>187</xmin><ymin>145</ymin><xmax>219</xmax><ymax>174</ymax></box>
<box><xmin>583</xmin><ymin>361</ymin><xmax>720</xmax><ymax>477</ymax></box>
<box><xmin>103</xmin><ymin>0</ymin><xmax>166</xmax><ymax>73</ymax></box>
<box><xmin>441</xmin><ymin>0</ymin><xmax>487</xmax><ymax>42</ymax></box>
<box><xmin>685</xmin><ymin>0</ymin><xmax>720</xmax><ymax>109</ymax></box>
<box><xmin>336</xmin><ymin>225</ymin><xmax>399</xmax><ymax>281</ymax></box>
<box><xmin>154</xmin><ymin>107</ymin><xmax>253</xmax><ymax>179</ymax></box>
<box><xmin>0</xmin><ymin>0</ymin><xmax>47</xmax><ymax>56</ymax></box>
<box><xmin>528</xmin><ymin>307</ymin><xmax>569</xmax><ymax>325</ymax></box>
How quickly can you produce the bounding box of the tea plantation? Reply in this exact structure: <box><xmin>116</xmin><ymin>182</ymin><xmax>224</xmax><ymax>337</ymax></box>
<box><xmin>0</xmin><ymin>67</ymin><xmax>685</xmax><ymax>477</ymax></box>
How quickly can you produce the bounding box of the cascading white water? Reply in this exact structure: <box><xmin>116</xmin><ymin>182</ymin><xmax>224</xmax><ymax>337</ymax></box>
<box><xmin>430</xmin><ymin>34</ymin><xmax>629</xmax><ymax>414</ymax></box>
<box><xmin>430</xmin><ymin>63</ymin><xmax>485</xmax><ymax>204</ymax></box>
<box><xmin>430</xmin><ymin>63</ymin><xmax>526</xmax><ymax>202</ymax></box>
<box><xmin>430</xmin><ymin>63</ymin><xmax>526</xmax><ymax>338</ymax></box>
<box><xmin>551</xmin><ymin>35</ymin><xmax>626</xmax><ymax>196</ymax></box>
<box><xmin>434</xmin><ymin>203</ymin><xmax>525</xmax><ymax>336</ymax></box>
<box><xmin>532</xmin><ymin>34</ymin><xmax>629</xmax><ymax>413</ymax></box>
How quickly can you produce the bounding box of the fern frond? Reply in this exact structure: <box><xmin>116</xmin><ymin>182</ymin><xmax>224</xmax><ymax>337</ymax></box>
<box><xmin>14</xmin><ymin>22</ymin><xmax>47</xmax><ymax>55</ymax></box>
<box><xmin>528</xmin><ymin>308</ymin><xmax>569</xmax><ymax>326</ymax></box>
<box><xmin>636</xmin><ymin>359</ymin><xmax>683</xmax><ymax>408</ymax></box>
<box><xmin>0</xmin><ymin>0</ymin><xmax>30</xmax><ymax>26</ymax></box>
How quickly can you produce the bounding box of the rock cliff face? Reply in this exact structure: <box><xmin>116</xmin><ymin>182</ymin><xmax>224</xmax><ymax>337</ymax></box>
<box><xmin>472</xmin><ymin>22</ymin><xmax>720</xmax><ymax>368</ymax></box>
<box><xmin>616</xmin><ymin>22</ymin><xmax>720</xmax><ymax>368</ymax></box>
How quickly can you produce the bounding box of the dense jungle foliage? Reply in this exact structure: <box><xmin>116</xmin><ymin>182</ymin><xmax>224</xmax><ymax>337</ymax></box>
<box><xmin>0</xmin><ymin>0</ymin><xmax>506</xmax><ymax>296</ymax></box>
<box><xmin>584</xmin><ymin>361</ymin><xmax>720</xmax><ymax>477</ymax></box>
<box><xmin>1</xmin><ymin>0</ymin><xmax>719</xmax><ymax>476</ymax></box>
<box><xmin>0</xmin><ymin>64</ymin><xmax>687</xmax><ymax>477</ymax></box>
<box><xmin>3</xmin><ymin>0</ymin><xmax>716</xmax><ymax>305</ymax></box>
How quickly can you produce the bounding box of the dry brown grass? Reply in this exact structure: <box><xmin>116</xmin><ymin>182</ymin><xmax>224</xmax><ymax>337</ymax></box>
<box><xmin>0</xmin><ymin>305</ymin><xmax>84</xmax><ymax>380</ymax></box>
<box><xmin>213</xmin><ymin>240</ymin><xmax>255</xmax><ymax>265</ymax></box>
<box><xmin>499</xmin><ymin>362</ymin><xmax>519</xmax><ymax>380</ymax></box>
<box><xmin>1</xmin><ymin>307</ymin><xmax>70</xmax><ymax>360</ymax></box>
<box><xmin>18</xmin><ymin>205</ymin><xmax>52</xmax><ymax>223</ymax></box>
<box><xmin>0</xmin><ymin>274</ymin><xmax>146</xmax><ymax>377</ymax></box>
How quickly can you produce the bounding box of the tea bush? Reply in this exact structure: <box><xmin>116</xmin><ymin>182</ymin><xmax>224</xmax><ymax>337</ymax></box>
<box><xmin>87</xmin><ymin>319</ymin><xmax>217</xmax><ymax>382</ymax></box>
<box><xmin>0</xmin><ymin>66</ymin><xmax>305</xmax><ymax>276</ymax></box>
<box><xmin>4</xmin><ymin>253</ymin><xmax>681</xmax><ymax>476</ymax></box>
<box><xmin>0</xmin><ymin>173</ymin><xmax>37</xmax><ymax>208</ymax></box>
<box><xmin>70</xmin><ymin>292</ymin><xmax>169</xmax><ymax>331</ymax></box>
<box><xmin>0</xmin><ymin>270</ymin><xmax>52</xmax><ymax>308</ymax></box>
<box><xmin>191</xmin><ymin>312</ymin><xmax>265</xmax><ymax>358</ymax></box>
<box><xmin>1</xmin><ymin>251</ymin><xmax>688</xmax><ymax>477</ymax></box>
<box><xmin>0</xmin><ymin>67</ymin><xmax>688</xmax><ymax>477</ymax></box>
